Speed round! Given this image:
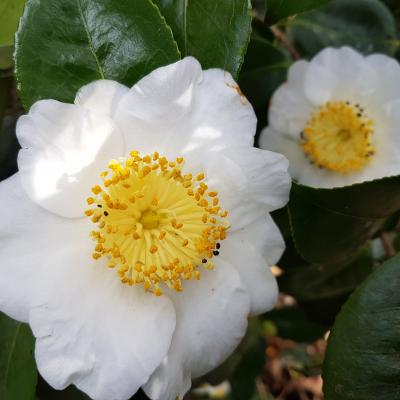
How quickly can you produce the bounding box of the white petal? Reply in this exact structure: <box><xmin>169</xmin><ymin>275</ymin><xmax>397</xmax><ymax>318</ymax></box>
<box><xmin>304</xmin><ymin>47</ymin><xmax>374</xmax><ymax>105</ymax></box>
<box><xmin>365</xmin><ymin>54</ymin><xmax>400</xmax><ymax>103</ymax></box>
<box><xmin>0</xmin><ymin>174</ymin><xmax>70</xmax><ymax>322</ymax></box>
<box><xmin>220</xmin><ymin>147</ymin><xmax>290</xmax><ymax>227</ymax></box>
<box><xmin>30</xmin><ymin>220</ymin><xmax>176</xmax><ymax>400</ymax></box>
<box><xmin>239</xmin><ymin>214</ymin><xmax>286</xmax><ymax>265</ymax></box>
<box><xmin>143</xmin><ymin>261</ymin><xmax>250</xmax><ymax>400</ymax></box>
<box><xmin>114</xmin><ymin>57</ymin><xmax>256</xmax><ymax>156</ymax></box>
<box><xmin>219</xmin><ymin>217</ymin><xmax>281</xmax><ymax>315</ymax></box>
<box><xmin>17</xmin><ymin>100</ymin><xmax>124</xmax><ymax>218</ymax></box>
<box><xmin>269</xmin><ymin>60</ymin><xmax>314</xmax><ymax>137</ymax></box>
<box><xmin>75</xmin><ymin>80</ymin><xmax>129</xmax><ymax>116</ymax></box>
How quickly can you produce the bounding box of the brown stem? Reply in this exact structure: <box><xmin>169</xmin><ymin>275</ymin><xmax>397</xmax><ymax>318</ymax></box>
<box><xmin>270</xmin><ymin>25</ymin><xmax>301</xmax><ymax>60</ymax></box>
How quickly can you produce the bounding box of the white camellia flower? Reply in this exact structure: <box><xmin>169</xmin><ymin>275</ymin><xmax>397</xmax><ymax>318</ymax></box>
<box><xmin>259</xmin><ymin>46</ymin><xmax>400</xmax><ymax>188</ymax></box>
<box><xmin>0</xmin><ymin>58</ymin><xmax>290</xmax><ymax>400</ymax></box>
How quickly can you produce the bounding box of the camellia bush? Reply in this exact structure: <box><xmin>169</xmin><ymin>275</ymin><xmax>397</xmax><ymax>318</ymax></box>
<box><xmin>1</xmin><ymin>0</ymin><xmax>400</xmax><ymax>399</ymax></box>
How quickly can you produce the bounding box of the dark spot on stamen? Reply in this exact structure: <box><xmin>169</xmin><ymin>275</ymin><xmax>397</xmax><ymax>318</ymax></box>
<box><xmin>104</xmin><ymin>211</ymin><xmax>109</xmax><ymax>216</ymax></box>
<box><xmin>300</xmin><ymin>131</ymin><xmax>305</xmax><ymax>140</ymax></box>
<box><xmin>202</xmin><ymin>259</ymin><xmax>207</xmax><ymax>263</ymax></box>
<box><xmin>213</xmin><ymin>250</ymin><xmax>220</xmax><ymax>256</ymax></box>
<box><xmin>216</xmin><ymin>243</ymin><xmax>221</xmax><ymax>249</ymax></box>
<box><xmin>357</xmin><ymin>113</ymin><xmax>362</xmax><ymax>117</ymax></box>
<box><xmin>97</xmin><ymin>204</ymin><xmax>102</xmax><ymax>208</ymax></box>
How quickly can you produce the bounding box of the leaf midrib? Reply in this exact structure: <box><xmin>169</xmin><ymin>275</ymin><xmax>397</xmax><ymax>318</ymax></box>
<box><xmin>76</xmin><ymin>0</ymin><xmax>105</xmax><ymax>79</ymax></box>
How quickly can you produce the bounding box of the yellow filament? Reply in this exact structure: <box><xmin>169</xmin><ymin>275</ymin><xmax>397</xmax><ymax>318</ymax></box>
<box><xmin>86</xmin><ymin>151</ymin><xmax>229</xmax><ymax>296</ymax></box>
<box><xmin>301</xmin><ymin>101</ymin><xmax>375</xmax><ymax>174</ymax></box>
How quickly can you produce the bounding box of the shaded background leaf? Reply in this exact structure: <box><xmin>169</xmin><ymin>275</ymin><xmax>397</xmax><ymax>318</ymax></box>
<box><xmin>288</xmin><ymin>178</ymin><xmax>400</xmax><ymax>264</ymax></box>
<box><xmin>0</xmin><ymin>0</ymin><xmax>26</xmax><ymax>69</ymax></box>
<box><xmin>265</xmin><ymin>0</ymin><xmax>331</xmax><ymax>24</ymax></box>
<box><xmin>0</xmin><ymin>312</ymin><xmax>37</xmax><ymax>400</ymax></box>
<box><xmin>286</xmin><ymin>0</ymin><xmax>398</xmax><ymax>58</ymax></box>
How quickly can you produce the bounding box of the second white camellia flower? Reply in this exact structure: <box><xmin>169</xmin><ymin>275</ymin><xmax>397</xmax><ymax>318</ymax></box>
<box><xmin>0</xmin><ymin>58</ymin><xmax>290</xmax><ymax>400</ymax></box>
<box><xmin>260</xmin><ymin>46</ymin><xmax>400</xmax><ymax>188</ymax></box>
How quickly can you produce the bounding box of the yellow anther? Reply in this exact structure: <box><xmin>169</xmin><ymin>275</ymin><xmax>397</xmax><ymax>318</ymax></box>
<box><xmin>208</xmin><ymin>191</ymin><xmax>218</xmax><ymax>197</ymax></box>
<box><xmin>159</xmin><ymin>231</ymin><xmax>167</xmax><ymax>240</ymax></box>
<box><xmin>196</xmin><ymin>173</ymin><xmax>205</xmax><ymax>181</ymax></box>
<box><xmin>92</xmin><ymin>185</ymin><xmax>102</xmax><ymax>195</ymax></box>
<box><xmin>153</xmin><ymin>151</ymin><xmax>159</xmax><ymax>160</ymax></box>
<box><xmin>182</xmin><ymin>239</ymin><xmax>189</xmax><ymax>247</ymax></box>
<box><xmin>150</xmin><ymin>245</ymin><xmax>158</xmax><ymax>254</ymax></box>
<box><xmin>85</xmin><ymin>209</ymin><xmax>94</xmax><ymax>216</ymax></box>
<box><xmin>87</xmin><ymin>197</ymin><xmax>95</xmax><ymax>205</ymax></box>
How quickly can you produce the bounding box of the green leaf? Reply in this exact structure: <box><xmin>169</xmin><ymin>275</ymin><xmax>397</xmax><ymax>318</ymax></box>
<box><xmin>153</xmin><ymin>0</ymin><xmax>252</xmax><ymax>79</ymax></box>
<box><xmin>288</xmin><ymin>176</ymin><xmax>400</xmax><ymax>264</ymax></box>
<box><xmin>15</xmin><ymin>0</ymin><xmax>181</xmax><ymax>110</ymax></box>
<box><xmin>0</xmin><ymin>312</ymin><xmax>37</xmax><ymax>400</ymax></box>
<box><xmin>265</xmin><ymin>0</ymin><xmax>331</xmax><ymax>23</ymax></box>
<box><xmin>0</xmin><ymin>0</ymin><xmax>26</xmax><ymax>46</ymax></box>
<box><xmin>239</xmin><ymin>35</ymin><xmax>290</xmax><ymax>128</ymax></box>
<box><xmin>287</xmin><ymin>0</ymin><xmax>398</xmax><ymax>58</ymax></box>
<box><xmin>323</xmin><ymin>253</ymin><xmax>400</xmax><ymax>399</ymax></box>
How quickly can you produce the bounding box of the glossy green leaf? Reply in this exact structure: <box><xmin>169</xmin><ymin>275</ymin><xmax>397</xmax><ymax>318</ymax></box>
<box><xmin>15</xmin><ymin>0</ymin><xmax>181</xmax><ymax>109</ymax></box>
<box><xmin>287</xmin><ymin>0</ymin><xmax>398</xmax><ymax>57</ymax></box>
<box><xmin>239</xmin><ymin>35</ymin><xmax>290</xmax><ymax>128</ymax></box>
<box><xmin>265</xmin><ymin>0</ymin><xmax>331</xmax><ymax>24</ymax></box>
<box><xmin>323</xmin><ymin>253</ymin><xmax>400</xmax><ymax>399</ymax></box>
<box><xmin>289</xmin><ymin>176</ymin><xmax>400</xmax><ymax>264</ymax></box>
<box><xmin>153</xmin><ymin>0</ymin><xmax>252</xmax><ymax>78</ymax></box>
<box><xmin>0</xmin><ymin>312</ymin><xmax>37</xmax><ymax>400</ymax></box>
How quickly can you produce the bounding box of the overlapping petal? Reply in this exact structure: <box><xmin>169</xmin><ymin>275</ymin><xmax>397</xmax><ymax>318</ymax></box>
<box><xmin>114</xmin><ymin>57</ymin><xmax>256</xmax><ymax>157</ymax></box>
<box><xmin>17</xmin><ymin>100</ymin><xmax>124</xmax><ymax>218</ymax></box>
<box><xmin>144</xmin><ymin>261</ymin><xmax>250</xmax><ymax>400</ymax></box>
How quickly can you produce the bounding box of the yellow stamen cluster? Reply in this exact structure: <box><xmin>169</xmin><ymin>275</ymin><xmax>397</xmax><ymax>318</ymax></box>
<box><xmin>301</xmin><ymin>101</ymin><xmax>375</xmax><ymax>174</ymax></box>
<box><xmin>86</xmin><ymin>151</ymin><xmax>229</xmax><ymax>296</ymax></box>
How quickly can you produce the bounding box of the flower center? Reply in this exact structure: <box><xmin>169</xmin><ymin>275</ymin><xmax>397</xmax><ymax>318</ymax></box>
<box><xmin>301</xmin><ymin>101</ymin><xmax>375</xmax><ymax>174</ymax></box>
<box><xmin>85</xmin><ymin>151</ymin><xmax>229</xmax><ymax>296</ymax></box>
